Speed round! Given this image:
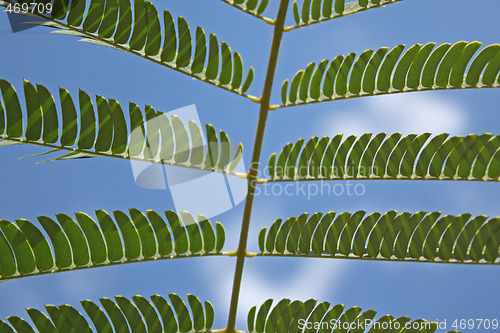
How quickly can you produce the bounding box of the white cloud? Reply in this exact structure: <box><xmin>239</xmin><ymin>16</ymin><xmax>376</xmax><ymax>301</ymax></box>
<box><xmin>209</xmin><ymin>258</ymin><xmax>346</xmax><ymax>328</ymax></box>
<box><xmin>239</xmin><ymin>260</ymin><xmax>343</xmax><ymax>306</ymax></box>
<box><xmin>319</xmin><ymin>92</ymin><xmax>468</xmax><ymax>136</ymax></box>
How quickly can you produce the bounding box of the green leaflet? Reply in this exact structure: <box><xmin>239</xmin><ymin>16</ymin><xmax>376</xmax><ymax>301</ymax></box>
<box><xmin>189</xmin><ymin>120</ymin><xmax>204</xmax><ymax>165</ymax></box>
<box><xmin>0</xmin><ymin>78</ymin><xmax>244</xmax><ymax>175</ymax></box>
<box><xmin>205</xmin><ymin>124</ymin><xmax>221</xmax><ymax>169</ymax></box>
<box><xmin>293</xmin><ymin>1</ymin><xmax>300</xmax><ymax>24</ymax></box>
<box><xmin>377</xmin><ymin>44</ymin><xmax>405</xmax><ymax>91</ymax></box>
<box><xmin>297</xmin><ymin>137</ymin><xmax>319</xmax><ymax>178</ymax></box>
<box><xmin>241</xmin><ymin>67</ymin><xmax>255</xmax><ymax>93</ymax></box>
<box><xmin>23</xmin><ymin>80</ymin><xmax>43</xmax><ymax>142</ymax></box>
<box><xmin>309</xmin><ymin>59</ymin><xmax>329</xmax><ymax>99</ymax></box>
<box><xmin>298</xmin><ymin>212</ymin><xmax>323</xmax><ymax>253</ymax></box>
<box><xmin>320</xmin><ymin>134</ymin><xmax>342</xmax><ymax>178</ymax></box>
<box><xmin>99</xmin><ymin>298</ymin><xmax>129</xmax><ymax>331</ymax></box>
<box><xmin>215</xmin><ymin>222</ymin><xmax>225</xmax><ymax>253</ymax></box>
<box><xmin>265</xmin><ymin>299</ymin><xmax>292</xmax><ymax>333</ymax></box>
<box><xmin>59</xmin><ymin>88</ymin><xmax>78</xmax><ymax>146</ymax></box>
<box><xmin>129</xmin><ymin>0</ymin><xmax>148</xmax><ymax>51</ymax></box>
<box><xmin>169</xmin><ymin>294</ymin><xmax>193</xmax><ymax>332</ymax></box>
<box><xmin>197</xmin><ymin>215</ymin><xmax>215</xmax><ymax>253</ymax></box>
<box><xmin>0</xmin><ymin>228</ymin><xmax>16</xmax><ymax>277</ymax></box>
<box><xmin>128</xmin><ymin>101</ymin><xmax>145</xmax><ymax>157</ymax></box>
<box><xmin>323</xmin><ymin>55</ymin><xmax>344</xmax><ymax>98</ymax></box>
<box><xmin>115</xmin><ymin>0</ymin><xmax>133</xmax><ymax>43</ymax></box>
<box><xmin>0</xmin><ymin>220</ymin><xmax>36</xmax><ymax>275</ymax></box>
<box><xmin>467</xmin><ymin>44</ymin><xmax>500</xmax><ymax>86</ymax></box>
<box><xmin>232</xmin><ymin>52</ymin><xmax>244</xmax><ymax>89</ymax></box>
<box><xmin>192</xmin><ymin>27</ymin><xmax>207</xmax><ymax>74</ymax></box>
<box><xmin>278</xmin><ymin>42</ymin><xmax>500</xmax><ymax>108</ymax></box>
<box><xmin>149</xmin><ymin>296</ymin><xmax>177</xmax><ymax>333</ymax></box>
<box><xmin>94</xmin><ymin>96</ymin><xmax>113</xmax><ymax>152</ymax></box>
<box><xmin>16</xmin><ymin>219</ymin><xmax>54</xmax><ymax>272</ymax></box>
<box><xmin>98</xmin><ymin>0</ymin><xmax>118</xmax><ymax>38</ymax></box>
<box><xmin>218</xmin><ymin>130</ymin><xmax>231</xmax><ymax>170</ymax></box>
<box><xmin>349</xmin><ymin>49</ymin><xmax>373</xmax><ymax>94</ymax></box>
<box><xmin>176</xmin><ymin>17</ymin><xmax>192</xmax><ymax>68</ymax></box>
<box><xmin>181</xmin><ymin>212</ymin><xmax>203</xmax><ymax>254</ymax></box>
<box><xmin>133</xmin><ymin>295</ymin><xmax>162</xmax><ymax>332</ymax></box>
<box><xmin>51</xmin><ymin>0</ymin><xmax>69</xmax><ymax>20</ymax></box>
<box><xmin>130</xmin><ymin>208</ymin><xmax>158</xmax><ymax>258</ymax></box>
<box><xmin>363</xmin><ymin>47</ymin><xmax>389</xmax><ymax>93</ymax></box>
<box><xmin>0</xmin><ymin>210</ymin><xmax>225</xmax><ymax>281</ymax></box>
<box><xmin>82</xmin><ymin>0</ymin><xmax>105</xmax><ymax>33</ymax></box>
<box><xmin>55</xmin><ymin>213</ymin><xmax>91</xmax><ymax>267</ymax></box>
<box><xmin>266</xmin><ymin>133</ymin><xmax>500</xmax><ymax>181</ymax></box>
<box><xmin>206</xmin><ymin>33</ymin><xmax>220</xmax><ymax>80</ymax></box>
<box><xmin>268</xmin><ymin>153</ymin><xmax>276</xmax><ymax>179</ymax></box>
<box><xmin>275</xmin><ymin>142</ymin><xmax>293</xmax><ymax>179</ymax></box>
<box><xmin>286</xmin><ymin>213</ymin><xmax>309</xmax><ymax>254</ymax></box>
<box><xmin>258</xmin><ymin>211</ymin><xmax>500</xmax><ymax>264</ymax></box>
<box><xmin>250</xmin><ymin>299</ymin><xmax>437</xmax><ymax>333</ymax></box>
<box><xmin>115</xmin><ymin>296</ymin><xmax>147</xmax><ymax>331</ymax></box>
<box><xmin>284</xmin><ymin>139</ymin><xmax>304</xmax><ymax>179</ymax></box>
<box><xmin>335</xmin><ymin>52</ymin><xmax>356</xmax><ymax>96</ymax></box>
<box><xmin>392</xmin><ymin>43</ymin><xmax>422</xmax><ymax>89</ymax></box>
<box><xmin>77</xmin><ymin>90</ymin><xmax>96</xmax><ymax>150</ymax></box>
<box><xmin>220</xmin><ymin>42</ymin><xmax>233</xmax><ymax>85</ymax></box>
<box><xmin>172</xmin><ymin>115</ymin><xmax>190</xmax><ymax>163</ymax></box>
<box><xmin>36</xmin><ymin>85</ymin><xmax>59</xmax><ymax>143</ymax></box>
<box><xmin>157</xmin><ymin>112</ymin><xmax>174</xmax><ymax>161</ymax></box>
<box><xmin>165</xmin><ymin>210</ymin><xmax>188</xmax><ymax>255</ymax></box>
<box><xmin>26</xmin><ymin>308</ymin><xmax>57</xmax><ymax>332</ymax></box>
<box><xmin>346</xmin><ymin>133</ymin><xmax>371</xmax><ymax>177</ymax></box>
<box><xmin>161</xmin><ymin>10</ymin><xmax>176</xmax><ymax>62</ymax></box>
<box><xmin>229</xmin><ymin>143</ymin><xmax>244</xmax><ymax>172</ymax></box>
<box><xmin>37</xmin><ymin>216</ymin><xmax>73</xmax><ymax>269</ymax></box>
<box><xmin>0</xmin><ymin>79</ymin><xmax>23</xmax><ymax>138</ymax></box>
<box><xmin>0</xmin><ymin>294</ymin><xmax>214</xmax><ymax>333</ymax></box>
<box><xmin>20</xmin><ymin>0</ymin><xmax>255</xmax><ymax>95</ymax></box>
<box><xmin>145</xmin><ymin>1</ymin><xmax>161</xmax><ymax>56</ymax></box>
<box><xmin>67</xmin><ymin>0</ymin><xmax>85</xmax><ymax>26</ymax></box>
<box><xmin>108</xmin><ymin>98</ymin><xmax>128</xmax><ymax>154</ymax></box>
<box><xmin>81</xmin><ymin>301</ymin><xmax>113</xmax><ymax>332</ymax></box>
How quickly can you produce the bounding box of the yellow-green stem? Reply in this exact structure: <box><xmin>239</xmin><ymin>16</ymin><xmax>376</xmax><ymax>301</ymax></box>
<box><xmin>225</xmin><ymin>0</ymin><xmax>290</xmax><ymax>331</ymax></box>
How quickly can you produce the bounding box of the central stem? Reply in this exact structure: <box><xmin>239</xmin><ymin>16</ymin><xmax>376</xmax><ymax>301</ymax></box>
<box><xmin>225</xmin><ymin>0</ymin><xmax>290</xmax><ymax>332</ymax></box>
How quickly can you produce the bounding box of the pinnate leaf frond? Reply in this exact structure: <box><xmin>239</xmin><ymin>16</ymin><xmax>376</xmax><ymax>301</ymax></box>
<box><xmin>0</xmin><ymin>78</ymin><xmax>245</xmax><ymax>176</ymax></box>
<box><xmin>277</xmin><ymin>42</ymin><xmax>500</xmax><ymax>108</ymax></box>
<box><xmin>288</xmin><ymin>0</ymin><xmax>404</xmax><ymax>30</ymax></box>
<box><xmin>248</xmin><ymin>298</ymin><xmax>450</xmax><ymax>333</ymax></box>
<box><xmin>265</xmin><ymin>133</ymin><xmax>499</xmax><ymax>182</ymax></box>
<box><xmin>0</xmin><ymin>294</ymin><xmax>215</xmax><ymax>333</ymax></box>
<box><xmin>0</xmin><ymin>0</ymin><xmax>256</xmax><ymax>99</ymax></box>
<box><xmin>0</xmin><ymin>209</ymin><xmax>226</xmax><ymax>281</ymax></box>
<box><xmin>258</xmin><ymin>211</ymin><xmax>500</xmax><ymax>264</ymax></box>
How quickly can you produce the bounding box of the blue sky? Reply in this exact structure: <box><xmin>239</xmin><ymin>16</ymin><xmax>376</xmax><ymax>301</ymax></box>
<box><xmin>1</xmin><ymin>0</ymin><xmax>499</xmax><ymax>331</ymax></box>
